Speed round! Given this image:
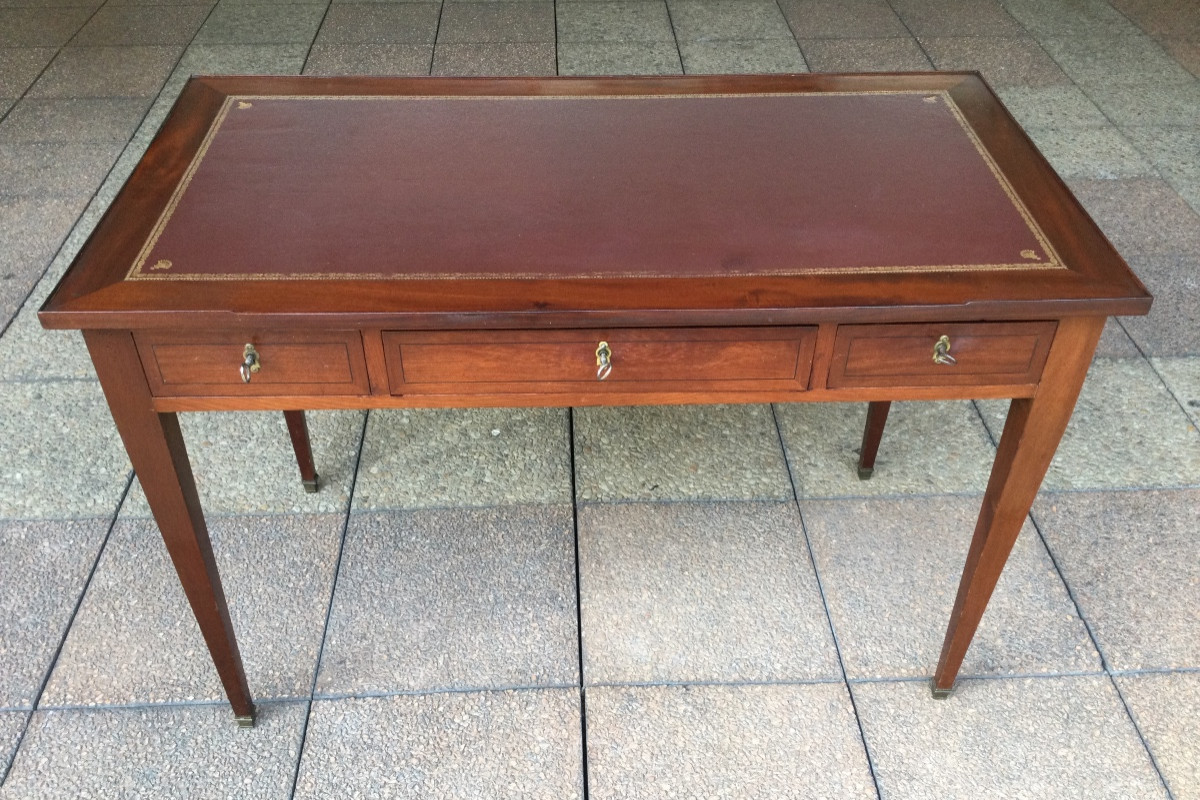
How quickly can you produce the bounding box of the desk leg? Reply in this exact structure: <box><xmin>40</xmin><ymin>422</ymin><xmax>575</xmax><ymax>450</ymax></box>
<box><xmin>931</xmin><ymin>316</ymin><xmax>1103</xmax><ymax>698</ymax></box>
<box><xmin>283</xmin><ymin>410</ymin><xmax>319</xmax><ymax>493</ymax></box>
<box><xmin>84</xmin><ymin>330</ymin><xmax>256</xmax><ymax>726</ymax></box>
<box><xmin>857</xmin><ymin>401</ymin><xmax>891</xmax><ymax>479</ymax></box>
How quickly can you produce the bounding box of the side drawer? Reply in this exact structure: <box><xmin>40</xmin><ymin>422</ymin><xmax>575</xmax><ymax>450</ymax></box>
<box><xmin>827</xmin><ymin>321</ymin><xmax>1057</xmax><ymax>389</ymax></box>
<box><xmin>135</xmin><ymin>330</ymin><xmax>370</xmax><ymax>397</ymax></box>
<box><xmin>384</xmin><ymin>327</ymin><xmax>818</xmax><ymax>395</ymax></box>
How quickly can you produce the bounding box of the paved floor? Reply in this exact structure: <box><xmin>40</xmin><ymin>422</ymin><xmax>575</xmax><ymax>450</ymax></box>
<box><xmin>1</xmin><ymin>0</ymin><xmax>1199</xmax><ymax>797</ymax></box>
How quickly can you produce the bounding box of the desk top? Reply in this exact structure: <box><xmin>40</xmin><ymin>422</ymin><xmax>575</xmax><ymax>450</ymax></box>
<box><xmin>41</xmin><ymin>74</ymin><xmax>1150</xmax><ymax>329</ymax></box>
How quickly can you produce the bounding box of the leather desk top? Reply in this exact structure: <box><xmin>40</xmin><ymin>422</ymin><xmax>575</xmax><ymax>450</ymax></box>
<box><xmin>40</xmin><ymin>74</ymin><xmax>1151</xmax><ymax>329</ymax></box>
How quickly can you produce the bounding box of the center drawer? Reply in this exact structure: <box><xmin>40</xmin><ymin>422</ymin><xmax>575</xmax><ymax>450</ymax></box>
<box><xmin>383</xmin><ymin>327</ymin><xmax>818</xmax><ymax>396</ymax></box>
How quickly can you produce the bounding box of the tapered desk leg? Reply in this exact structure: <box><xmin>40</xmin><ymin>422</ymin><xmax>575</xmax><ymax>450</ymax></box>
<box><xmin>857</xmin><ymin>401</ymin><xmax>891</xmax><ymax>479</ymax></box>
<box><xmin>931</xmin><ymin>317</ymin><xmax>1104</xmax><ymax>698</ymax></box>
<box><xmin>283</xmin><ymin>410</ymin><xmax>319</xmax><ymax>493</ymax></box>
<box><xmin>84</xmin><ymin>330</ymin><xmax>256</xmax><ymax>726</ymax></box>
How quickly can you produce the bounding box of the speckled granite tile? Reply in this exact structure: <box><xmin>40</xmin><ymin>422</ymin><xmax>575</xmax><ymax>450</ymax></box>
<box><xmin>0</xmin><ymin>310</ymin><xmax>93</xmax><ymax>383</ymax></box>
<box><xmin>803</xmin><ymin>495</ymin><xmax>1099</xmax><ymax>679</ymax></box>
<box><xmin>1096</xmin><ymin>317</ymin><xmax>1142</xmax><ymax>358</ymax></box>
<box><xmin>800</xmin><ymin>36</ymin><xmax>931</xmax><ymax>71</ymax></box>
<box><xmin>856</xmin><ymin>677</ymin><xmax>1169</xmax><ymax>800</ymax></box>
<box><xmin>920</xmin><ymin>35</ymin><xmax>1070</xmax><ymax>87</ymax></box>
<box><xmin>1034</xmin><ymin>489</ymin><xmax>1200</xmax><ymax>670</ymax></box>
<box><xmin>0</xmin><ymin>711</ymin><xmax>24</xmax><ymax>778</ymax></box>
<box><xmin>668</xmin><ymin>0</ymin><xmax>793</xmax><ymax>41</ymax></box>
<box><xmin>28</xmin><ymin>45</ymin><xmax>182</xmax><ymax>98</ymax></box>
<box><xmin>0</xmin><ymin>7</ymin><xmax>93</xmax><ymax>47</ymax></box>
<box><xmin>979</xmin><ymin>359</ymin><xmax>1200</xmax><ymax>489</ymax></box>
<box><xmin>305</xmin><ymin>42</ymin><xmax>432</xmax><ymax>73</ymax></box>
<box><xmin>997</xmin><ymin>85</ymin><xmax>1110</xmax><ymax>128</ymax></box>
<box><xmin>295</xmin><ymin>690</ymin><xmax>583</xmax><ymax>800</ymax></box>
<box><xmin>195</xmin><ymin>2</ymin><xmax>327</xmax><ymax>44</ymax></box>
<box><xmin>175</xmin><ymin>40</ymin><xmax>309</xmax><ymax>75</ymax></box>
<box><xmin>1125</xmin><ymin>126</ymin><xmax>1200</xmax><ymax>198</ymax></box>
<box><xmin>316</xmin><ymin>506</ymin><xmax>577</xmax><ymax>694</ymax></box>
<box><xmin>776</xmin><ymin>401</ymin><xmax>996</xmax><ymax>499</ymax></box>
<box><xmin>586</xmin><ymin>683</ymin><xmax>874</xmax><ymax>800</ymax></box>
<box><xmin>892</xmin><ymin>0</ymin><xmax>1022</xmax><ymax>36</ymax></box>
<box><xmin>1068</xmin><ymin>178</ymin><xmax>1200</xmax><ymax>259</ymax></box>
<box><xmin>1161</xmin><ymin>36</ymin><xmax>1200</xmax><ymax>77</ymax></box>
<box><xmin>436</xmin><ymin>2</ymin><xmax>554</xmax><ymax>43</ymax></box>
<box><xmin>679</xmin><ymin>38</ymin><xmax>807</xmax><ymax>72</ymax></box>
<box><xmin>1004</xmin><ymin>0</ymin><xmax>1144</xmax><ymax>38</ymax></box>
<box><xmin>353</xmin><ymin>407</ymin><xmax>569</xmax><ymax>510</ymax></box>
<box><xmin>0</xmin><ymin>702</ymin><xmax>307</xmax><ymax>799</ymax></box>
<box><xmin>574</xmin><ymin>404</ymin><xmax>791</xmax><ymax>502</ymax></box>
<box><xmin>556</xmin><ymin>1</ymin><xmax>674</xmax><ymax>42</ymax></box>
<box><xmin>0</xmin><ymin>95</ymin><xmax>14</xmax><ymax>116</ymax></box>
<box><xmin>431</xmin><ymin>41</ymin><xmax>554</xmax><ymax>74</ymax></box>
<box><xmin>42</xmin><ymin>514</ymin><xmax>342</xmax><ymax>706</ymax></box>
<box><xmin>314</xmin><ymin>2</ymin><xmax>442</xmax><ymax>45</ymax></box>
<box><xmin>0</xmin><ymin>97</ymin><xmax>150</xmax><ymax>143</ymax></box>
<box><xmin>1152</xmin><ymin>357</ymin><xmax>1200</xmax><ymax>427</ymax></box>
<box><xmin>1119</xmin><ymin>251</ymin><xmax>1200</xmax><ymax>357</ymax></box>
<box><xmin>1039</xmin><ymin>34</ymin><xmax>1194</xmax><ymax>87</ymax></box>
<box><xmin>123</xmin><ymin>410</ymin><xmax>362</xmax><ymax>516</ymax></box>
<box><xmin>579</xmin><ymin>501</ymin><xmax>839</xmax><ymax>684</ymax></box>
<box><xmin>1087</xmin><ymin>82</ymin><xmax>1200</xmax><ymax>126</ymax></box>
<box><xmin>0</xmin><ymin>192</ymin><xmax>88</xmax><ymax>282</ymax></box>
<box><xmin>0</xmin><ymin>47</ymin><xmax>57</xmax><ymax>96</ymax></box>
<box><xmin>556</xmin><ymin>40</ymin><xmax>682</xmax><ymax>74</ymax></box>
<box><xmin>1117</xmin><ymin>672</ymin><xmax>1200</xmax><ymax>800</ymax></box>
<box><xmin>0</xmin><ymin>380</ymin><xmax>129</xmax><ymax>520</ymax></box>
<box><xmin>779</xmin><ymin>0</ymin><xmax>908</xmax><ymax>39</ymax></box>
<box><xmin>0</xmin><ymin>140</ymin><xmax>121</xmax><ymax>196</ymax></box>
<box><xmin>0</xmin><ymin>519</ymin><xmax>109</xmax><ymax>709</ymax></box>
<box><xmin>71</xmin><ymin>3</ymin><xmax>211</xmax><ymax>46</ymax></box>
<box><xmin>1110</xmin><ymin>0</ymin><xmax>1200</xmax><ymax>37</ymax></box>
<box><xmin>1025</xmin><ymin>125</ymin><xmax>1155</xmax><ymax>179</ymax></box>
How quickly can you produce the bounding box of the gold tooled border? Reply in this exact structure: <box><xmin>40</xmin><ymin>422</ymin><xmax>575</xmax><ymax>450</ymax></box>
<box><xmin>127</xmin><ymin>90</ymin><xmax>1065</xmax><ymax>282</ymax></box>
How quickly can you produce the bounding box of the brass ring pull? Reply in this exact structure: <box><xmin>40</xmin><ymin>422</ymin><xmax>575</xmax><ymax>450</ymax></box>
<box><xmin>240</xmin><ymin>343</ymin><xmax>261</xmax><ymax>383</ymax></box>
<box><xmin>595</xmin><ymin>341</ymin><xmax>612</xmax><ymax>381</ymax></box>
<box><xmin>933</xmin><ymin>335</ymin><xmax>957</xmax><ymax>366</ymax></box>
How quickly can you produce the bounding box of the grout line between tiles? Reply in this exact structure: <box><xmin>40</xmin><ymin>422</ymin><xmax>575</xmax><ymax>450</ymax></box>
<box><xmin>661</xmin><ymin>0</ymin><xmax>685</xmax><ymax>74</ymax></box>
<box><xmin>567</xmin><ymin>407</ymin><xmax>591</xmax><ymax>800</ymax></box>
<box><xmin>286</xmin><ymin>408</ymin><xmax>369</xmax><ymax>800</ymax></box>
<box><xmin>298</xmin><ymin>0</ymin><xmax>335</xmax><ymax>74</ymax></box>
<box><xmin>769</xmin><ymin>402</ymin><xmax>884</xmax><ymax>800</ymax></box>
<box><xmin>1</xmin><ymin>470</ymin><xmax>133</xmax><ymax>787</ymax></box>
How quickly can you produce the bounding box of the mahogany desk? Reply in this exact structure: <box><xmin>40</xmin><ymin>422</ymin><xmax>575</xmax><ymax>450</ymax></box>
<box><xmin>40</xmin><ymin>74</ymin><xmax>1151</xmax><ymax>726</ymax></box>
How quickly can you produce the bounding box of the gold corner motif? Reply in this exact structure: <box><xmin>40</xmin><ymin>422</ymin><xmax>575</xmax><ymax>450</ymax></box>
<box><xmin>1020</xmin><ymin>250</ymin><xmax>1039</xmax><ymax>260</ymax></box>
<box><xmin>923</xmin><ymin>95</ymin><xmax>939</xmax><ymax>103</ymax></box>
<box><xmin>151</xmin><ymin>259</ymin><xmax>173</xmax><ymax>271</ymax></box>
<box><xmin>237</xmin><ymin>101</ymin><xmax>252</xmax><ymax>109</ymax></box>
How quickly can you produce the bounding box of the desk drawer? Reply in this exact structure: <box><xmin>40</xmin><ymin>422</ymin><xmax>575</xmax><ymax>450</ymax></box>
<box><xmin>828</xmin><ymin>322</ymin><xmax>1057</xmax><ymax>389</ymax></box>
<box><xmin>136</xmin><ymin>330</ymin><xmax>370</xmax><ymax>397</ymax></box>
<box><xmin>384</xmin><ymin>327</ymin><xmax>817</xmax><ymax>396</ymax></box>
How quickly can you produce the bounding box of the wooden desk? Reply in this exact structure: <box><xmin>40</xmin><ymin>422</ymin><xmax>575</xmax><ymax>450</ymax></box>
<box><xmin>39</xmin><ymin>74</ymin><xmax>1151</xmax><ymax>727</ymax></box>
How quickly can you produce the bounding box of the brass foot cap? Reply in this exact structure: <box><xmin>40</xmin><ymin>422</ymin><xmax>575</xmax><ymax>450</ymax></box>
<box><xmin>235</xmin><ymin>712</ymin><xmax>257</xmax><ymax>728</ymax></box>
<box><xmin>856</xmin><ymin>466</ymin><xmax>874</xmax><ymax>480</ymax></box>
<box><xmin>930</xmin><ymin>680</ymin><xmax>954</xmax><ymax>700</ymax></box>
<box><xmin>302</xmin><ymin>474</ymin><xmax>320</xmax><ymax>494</ymax></box>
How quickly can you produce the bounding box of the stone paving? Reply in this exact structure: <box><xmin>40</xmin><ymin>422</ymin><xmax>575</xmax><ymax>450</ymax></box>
<box><xmin>1</xmin><ymin>0</ymin><xmax>1198</xmax><ymax>796</ymax></box>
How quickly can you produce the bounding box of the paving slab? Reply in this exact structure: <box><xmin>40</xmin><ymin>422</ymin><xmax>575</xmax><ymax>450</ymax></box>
<box><xmin>800</xmin><ymin>36</ymin><xmax>931</xmax><ymax>72</ymax></box>
<box><xmin>305</xmin><ymin>42</ymin><xmax>432</xmax><ymax>74</ymax></box>
<box><xmin>316</xmin><ymin>506</ymin><xmax>578</xmax><ymax>695</ymax></box>
<box><xmin>0</xmin><ymin>380</ymin><xmax>130</xmax><ymax>520</ymax></box>
<box><xmin>574</xmin><ymin>404</ymin><xmax>791</xmax><ymax>502</ymax></box>
<box><xmin>556</xmin><ymin>40</ymin><xmax>682</xmax><ymax>75</ymax></box>
<box><xmin>776</xmin><ymin>400</ymin><xmax>996</xmax><ymax>499</ymax></box>
<box><xmin>1039</xmin><ymin>34</ymin><xmax>1194</xmax><ymax>87</ymax></box>
<box><xmin>578</xmin><ymin>501</ymin><xmax>840</xmax><ymax>684</ymax></box>
<box><xmin>556</xmin><ymin>1</ymin><xmax>674</xmax><ymax>42</ymax></box>
<box><xmin>855</xmin><ymin>676</ymin><xmax>1169</xmax><ymax>800</ymax></box>
<box><xmin>1161</xmin><ymin>36</ymin><xmax>1200</xmax><ymax>77</ymax></box>
<box><xmin>1124</xmin><ymin>126</ymin><xmax>1200</xmax><ymax>209</ymax></box>
<box><xmin>436</xmin><ymin>2</ymin><xmax>554</xmax><ymax>43</ymax></box>
<box><xmin>889</xmin><ymin>0</ymin><xmax>1022</xmax><ymax>36</ymax></box>
<box><xmin>667</xmin><ymin>0</ymin><xmax>794</xmax><ymax>41</ymax></box>
<box><xmin>1118</xmin><ymin>672</ymin><xmax>1200</xmax><ymax>800</ymax></box>
<box><xmin>0</xmin><ymin>139</ymin><xmax>121</xmax><ymax>197</ymax></box>
<box><xmin>1117</xmin><ymin>251</ymin><xmax>1200</xmax><ymax>356</ymax></box>
<box><xmin>0</xmin><ymin>97</ymin><xmax>151</xmax><ymax>143</ymax></box>
<box><xmin>0</xmin><ymin>711</ymin><xmax>24</xmax><ymax>780</ymax></box>
<box><xmin>802</xmin><ymin>495</ymin><xmax>1099</xmax><ymax>680</ymax></box>
<box><xmin>122</xmin><ymin>409</ymin><xmax>362</xmax><ymax>516</ymax></box>
<box><xmin>1024</xmin><ymin>125</ymin><xmax>1155</xmax><ymax>179</ymax></box>
<box><xmin>0</xmin><ymin>701</ymin><xmax>307</xmax><ymax>799</ymax></box>
<box><xmin>0</xmin><ymin>47</ymin><xmax>57</xmax><ymax>97</ymax></box>
<box><xmin>977</xmin><ymin>358</ymin><xmax>1200</xmax><ymax>490</ymax></box>
<box><xmin>920</xmin><ymin>35</ymin><xmax>1070</xmax><ymax>88</ymax></box>
<box><xmin>28</xmin><ymin>45</ymin><xmax>182</xmax><ymax>98</ymax></box>
<box><xmin>71</xmin><ymin>3</ymin><xmax>211</xmax><ymax>46</ymax></box>
<box><xmin>679</xmin><ymin>38</ymin><xmax>807</xmax><ymax>73</ymax></box>
<box><xmin>294</xmin><ymin>689</ymin><xmax>583</xmax><ymax>799</ymax></box>
<box><xmin>1004</xmin><ymin>0</ymin><xmax>1144</xmax><ymax>37</ymax></box>
<box><xmin>1152</xmin><ymin>356</ymin><xmax>1200</xmax><ymax>428</ymax></box>
<box><xmin>1111</xmin><ymin>0</ymin><xmax>1200</xmax><ymax>38</ymax></box>
<box><xmin>431</xmin><ymin>41</ymin><xmax>555</xmax><ymax>74</ymax></box>
<box><xmin>0</xmin><ymin>7</ymin><xmax>93</xmax><ymax>47</ymax></box>
<box><xmin>42</xmin><ymin>513</ymin><xmax>343</xmax><ymax>706</ymax></box>
<box><xmin>195</xmin><ymin>2</ymin><xmax>327</xmax><ymax>44</ymax></box>
<box><xmin>586</xmin><ymin>683</ymin><xmax>875</xmax><ymax>799</ymax></box>
<box><xmin>313</xmin><ymin>2</ymin><xmax>441</xmax><ymax>45</ymax></box>
<box><xmin>1086</xmin><ymin>81</ymin><xmax>1200</xmax><ymax>127</ymax></box>
<box><xmin>1033</xmin><ymin>489</ymin><xmax>1200</xmax><ymax>671</ymax></box>
<box><xmin>353</xmin><ymin>407</ymin><xmax>570</xmax><ymax>510</ymax></box>
<box><xmin>0</xmin><ymin>518</ymin><xmax>110</xmax><ymax>709</ymax></box>
<box><xmin>1068</xmin><ymin>177</ymin><xmax>1200</xmax><ymax>259</ymax></box>
<box><xmin>779</xmin><ymin>0</ymin><xmax>908</xmax><ymax>39</ymax></box>
<box><xmin>996</xmin><ymin>85</ymin><xmax>1110</xmax><ymax>129</ymax></box>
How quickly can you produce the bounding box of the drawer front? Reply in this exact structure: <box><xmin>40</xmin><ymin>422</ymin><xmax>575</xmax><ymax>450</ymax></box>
<box><xmin>136</xmin><ymin>330</ymin><xmax>370</xmax><ymax>396</ymax></box>
<box><xmin>827</xmin><ymin>322</ymin><xmax>1057</xmax><ymax>389</ymax></box>
<box><xmin>384</xmin><ymin>327</ymin><xmax>817</xmax><ymax>395</ymax></box>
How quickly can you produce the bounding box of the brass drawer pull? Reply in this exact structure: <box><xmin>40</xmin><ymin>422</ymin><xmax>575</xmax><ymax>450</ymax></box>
<box><xmin>240</xmin><ymin>343</ymin><xmax>261</xmax><ymax>383</ymax></box>
<box><xmin>933</xmin><ymin>335</ymin><xmax>957</xmax><ymax>365</ymax></box>
<box><xmin>595</xmin><ymin>341</ymin><xmax>612</xmax><ymax>380</ymax></box>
